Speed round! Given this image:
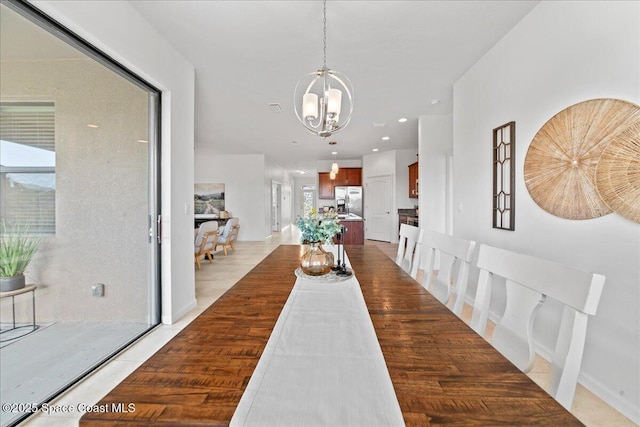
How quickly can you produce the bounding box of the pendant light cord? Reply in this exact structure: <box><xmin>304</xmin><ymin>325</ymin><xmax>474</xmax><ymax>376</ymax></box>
<box><xmin>322</xmin><ymin>0</ymin><xmax>327</xmax><ymax>70</ymax></box>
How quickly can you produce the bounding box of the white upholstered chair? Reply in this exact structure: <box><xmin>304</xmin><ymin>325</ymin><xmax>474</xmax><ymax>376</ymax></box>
<box><xmin>194</xmin><ymin>221</ymin><xmax>219</xmax><ymax>269</ymax></box>
<box><xmin>470</xmin><ymin>244</ymin><xmax>605</xmax><ymax>409</ymax></box>
<box><xmin>421</xmin><ymin>230</ymin><xmax>476</xmax><ymax>316</ymax></box>
<box><xmin>395</xmin><ymin>224</ymin><xmax>423</xmax><ymax>277</ymax></box>
<box><xmin>216</xmin><ymin>217</ymin><xmax>240</xmax><ymax>256</ymax></box>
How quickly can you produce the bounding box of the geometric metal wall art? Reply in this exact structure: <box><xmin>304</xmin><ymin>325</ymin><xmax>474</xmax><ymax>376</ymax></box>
<box><xmin>524</xmin><ymin>98</ymin><xmax>640</xmax><ymax>221</ymax></box>
<box><xmin>493</xmin><ymin>121</ymin><xmax>515</xmax><ymax>230</ymax></box>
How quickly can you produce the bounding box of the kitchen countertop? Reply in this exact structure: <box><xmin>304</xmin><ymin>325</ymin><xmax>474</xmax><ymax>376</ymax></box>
<box><xmin>337</xmin><ymin>214</ymin><xmax>364</xmax><ymax>221</ymax></box>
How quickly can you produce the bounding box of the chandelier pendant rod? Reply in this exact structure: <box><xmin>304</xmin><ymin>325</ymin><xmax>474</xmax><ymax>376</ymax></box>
<box><xmin>322</xmin><ymin>0</ymin><xmax>327</xmax><ymax>70</ymax></box>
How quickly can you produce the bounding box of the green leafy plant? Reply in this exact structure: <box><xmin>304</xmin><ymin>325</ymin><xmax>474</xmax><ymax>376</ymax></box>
<box><xmin>296</xmin><ymin>210</ymin><xmax>341</xmax><ymax>244</ymax></box>
<box><xmin>0</xmin><ymin>221</ymin><xmax>41</xmax><ymax>278</ymax></box>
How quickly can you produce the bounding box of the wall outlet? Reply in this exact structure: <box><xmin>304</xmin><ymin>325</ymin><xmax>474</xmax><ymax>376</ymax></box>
<box><xmin>92</xmin><ymin>283</ymin><xmax>105</xmax><ymax>297</ymax></box>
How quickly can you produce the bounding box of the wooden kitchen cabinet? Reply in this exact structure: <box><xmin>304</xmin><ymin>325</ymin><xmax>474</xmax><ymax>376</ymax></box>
<box><xmin>344</xmin><ymin>168</ymin><xmax>362</xmax><ymax>186</ymax></box>
<box><xmin>318</xmin><ymin>172</ymin><xmax>334</xmax><ymax>199</ymax></box>
<box><xmin>408</xmin><ymin>162</ymin><xmax>419</xmax><ymax>198</ymax></box>
<box><xmin>341</xmin><ymin>219</ymin><xmax>364</xmax><ymax>245</ymax></box>
<box><xmin>333</xmin><ymin>167</ymin><xmax>362</xmax><ymax>186</ymax></box>
<box><xmin>318</xmin><ymin>168</ymin><xmax>362</xmax><ymax>199</ymax></box>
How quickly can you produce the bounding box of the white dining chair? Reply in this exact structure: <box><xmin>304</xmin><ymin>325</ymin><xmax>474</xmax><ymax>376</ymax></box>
<box><xmin>421</xmin><ymin>230</ymin><xmax>476</xmax><ymax>316</ymax></box>
<box><xmin>409</xmin><ymin>228</ymin><xmax>425</xmax><ymax>280</ymax></box>
<box><xmin>194</xmin><ymin>221</ymin><xmax>219</xmax><ymax>269</ymax></box>
<box><xmin>470</xmin><ymin>244</ymin><xmax>605</xmax><ymax>410</ymax></box>
<box><xmin>395</xmin><ymin>224</ymin><xmax>422</xmax><ymax>276</ymax></box>
<box><xmin>216</xmin><ymin>217</ymin><xmax>240</xmax><ymax>255</ymax></box>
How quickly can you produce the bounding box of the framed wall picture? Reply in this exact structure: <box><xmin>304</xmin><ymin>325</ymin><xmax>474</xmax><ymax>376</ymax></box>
<box><xmin>493</xmin><ymin>121</ymin><xmax>515</xmax><ymax>230</ymax></box>
<box><xmin>194</xmin><ymin>183</ymin><xmax>225</xmax><ymax>218</ymax></box>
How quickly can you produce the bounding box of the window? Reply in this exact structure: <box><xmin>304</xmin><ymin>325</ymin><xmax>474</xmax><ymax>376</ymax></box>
<box><xmin>0</xmin><ymin>102</ymin><xmax>55</xmax><ymax>234</ymax></box>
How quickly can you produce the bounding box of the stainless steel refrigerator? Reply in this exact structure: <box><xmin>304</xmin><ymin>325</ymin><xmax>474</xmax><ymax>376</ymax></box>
<box><xmin>334</xmin><ymin>186</ymin><xmax>363</xmax><ymax>217</ymax></box>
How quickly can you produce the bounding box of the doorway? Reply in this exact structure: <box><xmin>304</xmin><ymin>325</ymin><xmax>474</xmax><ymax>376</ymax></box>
<box><xmin>301</xmin><ymin>185</ymin><xmax>317</xmax><ymax>218</ymax></box>
<box><xmin>365</xmin><ymin>174</ymin><xmax>393</xmax><ymax>242</ymax></box>
<box><xmin>272</xmin><ymin>181</ymin><xmax>282</xmax><ymax>232</ymax></box>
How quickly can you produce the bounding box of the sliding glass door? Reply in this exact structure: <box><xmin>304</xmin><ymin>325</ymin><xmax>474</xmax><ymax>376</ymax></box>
<box><xmin>0</xmin><ymin>1</ymin><xmax>160</xmax><ymax>425</ymax></box>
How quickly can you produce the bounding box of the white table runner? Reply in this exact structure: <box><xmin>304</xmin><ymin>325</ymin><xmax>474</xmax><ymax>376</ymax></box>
<box><xmin>230</xmin><ymin>246</ymin><xmax>405</xmax><ymax>427</ymax></box>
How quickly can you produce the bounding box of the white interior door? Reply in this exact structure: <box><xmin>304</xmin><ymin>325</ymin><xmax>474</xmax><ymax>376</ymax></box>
<box><xmin>365</xmin><ymin>175</ymin><xmax>392</xmax><ymax>242</ymax></box>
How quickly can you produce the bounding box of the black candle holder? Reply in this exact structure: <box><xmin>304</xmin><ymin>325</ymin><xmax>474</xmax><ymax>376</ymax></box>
<box><xmin>336</xmin><ymin>225</ymin><xmax>352</xmax><ymax>277</ymax></box>
<box><xmin>332</xmin><ymin>231</ymin><xmax>342</xmax><ymax>271</ymax></box>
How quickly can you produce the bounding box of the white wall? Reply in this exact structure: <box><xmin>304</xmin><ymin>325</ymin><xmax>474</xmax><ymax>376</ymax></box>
<box><xmin>453</xmin><ymin>1</ymin><xmax>640</xmax><ymax>420</ymax></box>
<box><xmin>195</xmin><ymin>152</ymin><xmax>266</xmax><ymax>241</ymax></box>
<box><xmin>32</xmin><ymin>1</ymin><xmax>197</xmax><ymax>324</ymax></box>
<box><xmin>316</xmin><ymin>159</ymin><xmax>362</xmax><ymax>173</ymax></box>
<box><xmin>418</xmin><ymin>115</ymin><xmax>452</xmax><ymax>234</ymax></box>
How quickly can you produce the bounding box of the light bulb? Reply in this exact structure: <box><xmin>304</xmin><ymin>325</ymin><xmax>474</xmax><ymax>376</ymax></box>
<box><xmin>303</xmin><ymin>93</ymin><xmax>318</xmax><ymax>120</ymax></box>
<box><xmin>327</xmin><ymin>88</ymin><xmax>342</xmax><ymax>116</ymax></box>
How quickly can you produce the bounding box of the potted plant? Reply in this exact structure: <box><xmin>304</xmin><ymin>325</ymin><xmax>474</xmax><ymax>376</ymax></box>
<box><xmin>296</xmin><ymin>210</ymin><xmax>341</xmax><ymax>276</ymax></box>
<box><xmin>0</xmin><ymin>221</ymin><xmax>41</xmax><ymax>292</ymax></box>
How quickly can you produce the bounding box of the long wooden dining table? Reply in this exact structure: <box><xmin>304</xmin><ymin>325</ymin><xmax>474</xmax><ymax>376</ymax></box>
<box><xmin>80</xmin><ymin>245</ymin><xmax>583</xmax><ymax>426</ymax></box>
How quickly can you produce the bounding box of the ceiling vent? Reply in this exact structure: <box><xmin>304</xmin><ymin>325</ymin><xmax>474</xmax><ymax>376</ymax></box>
<box><xmin>372</xmin><ymin>123</ymin><xmax>386</xmax><ymax>128</ymax></box>
<box><xmin>268</xmin><ymin>103</ymin><xmax>283</xmax><ymax>112</ymax></box>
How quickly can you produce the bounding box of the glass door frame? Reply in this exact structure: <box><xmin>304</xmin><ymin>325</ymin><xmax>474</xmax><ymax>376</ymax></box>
<box><xmin>1</xmin><ymin>0</ymin><xmax>162</xmax><ymax>419</ymax></box>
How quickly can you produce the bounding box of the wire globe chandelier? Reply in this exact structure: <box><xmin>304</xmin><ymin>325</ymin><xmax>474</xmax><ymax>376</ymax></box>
<box><xmin>294</xmin><ymin>0</ymin><xmax>354</xmax><ymax>138</ymax></box>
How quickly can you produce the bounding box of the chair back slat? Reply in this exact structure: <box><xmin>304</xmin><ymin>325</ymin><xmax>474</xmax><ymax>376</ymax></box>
<box><xmin>409</xmin><ymin>228</ymin><xmax>425</xmax><ymax>279</ymax></box>
<box><xmin>421</xmin><ymin>230</ymin><xmax>476</xmax><ymax>316</ymax></box>
<box><xmin>395</xmin><ymin>224</ymin><xmax>421</xmax><ymax>275</ymax></box>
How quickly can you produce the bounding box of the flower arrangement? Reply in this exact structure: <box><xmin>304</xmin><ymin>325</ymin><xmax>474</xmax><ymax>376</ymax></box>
<box><xmin>296</xmin><ymin>209</ymin><xmax>341</xmax><ymax>244</ymax></box>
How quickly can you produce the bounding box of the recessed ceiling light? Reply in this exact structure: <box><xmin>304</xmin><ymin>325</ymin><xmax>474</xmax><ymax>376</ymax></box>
<box><xmin>331</xmin><ymin>151</ymin><xmax>337</xmax><ymax>155</ymax></box>
<box><xmin>431</xmin><ymin>99</ymin><xmax>440</xmax><ymax>105</ymax></box>
<box><xmin>137</xmin><ymin>139</ymin><xmax>148</xmax><ymax>143</ymax></box>
<box><xmin>298</xmin><ymin>169</ymin><xmax>306</xmax><ymax>174</ymax></box>
<box><xmin>87</xmin><ymin>124</ymin><xmax>98</xmax><ymax>128</ymax></box>
<box><xmin>372</xmin><ymin>148</ymin><xmax>379</xmax><ymax>152</ymax></box>
<box><xmin>382</xmin><ymin>136</ymin><xmax>390</xmax><ymax>141</ymax></box>
<box><xmin>398</xmin><ymin>117</ymin><xmax>408</xmax><ymax>123</ymax></box>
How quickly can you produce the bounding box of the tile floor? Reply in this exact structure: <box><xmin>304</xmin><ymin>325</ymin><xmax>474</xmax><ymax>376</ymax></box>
<box><xmin>22</xmin><ymin>229</ymin><xmax>636</xmax><ymax>426</ymax></box>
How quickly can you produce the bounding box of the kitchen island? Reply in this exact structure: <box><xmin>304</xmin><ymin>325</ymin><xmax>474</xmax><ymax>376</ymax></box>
<box><xmin>337</xmin><ymin>214</ymin><xmax>364</xmax><ymax>245</ymax></box>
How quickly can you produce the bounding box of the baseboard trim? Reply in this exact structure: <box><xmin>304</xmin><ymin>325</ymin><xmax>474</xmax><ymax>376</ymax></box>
<box><xmin>162</xmin><ymin>299</ymin><xmax>197</xmax><ymax>325</ymax></box>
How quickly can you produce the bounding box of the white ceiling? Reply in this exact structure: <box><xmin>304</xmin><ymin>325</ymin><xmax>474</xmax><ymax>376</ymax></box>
<box><xmin>7</xmin><ymin>1</ymin><xmax>540</xmax><ymax>175</ymax></box>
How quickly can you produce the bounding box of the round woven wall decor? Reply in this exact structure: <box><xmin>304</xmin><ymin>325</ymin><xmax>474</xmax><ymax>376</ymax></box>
<box><xmin>524</xmin><ymin>98</ymin><xmax>640</xmax><ymax>220</ymax></box>
<box><xmin>595</xmin><ymin>121</ymin><xmax>640</xmax><ymax>223</ymax></box>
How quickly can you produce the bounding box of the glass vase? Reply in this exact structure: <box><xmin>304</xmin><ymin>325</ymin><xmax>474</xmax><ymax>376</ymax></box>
<box><xmin>300</xmin><ymin>242</ymin><xmax>334</xmax><ymax>276</ymax></box>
